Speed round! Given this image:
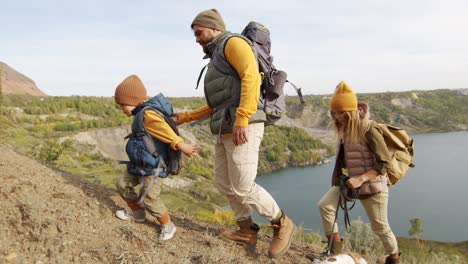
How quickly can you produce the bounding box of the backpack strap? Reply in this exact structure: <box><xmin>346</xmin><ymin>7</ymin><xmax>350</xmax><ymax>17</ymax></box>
<box><xmin>195</xmin><ymin>64</ymin><xmax>209</xmax><ymax>90</ymax></box>
<box><xmin>207</xmin><ymin>34</ymin><xmax>253</xmax><ymax>78</ymax></box>
<box><xmin>189</xmin><ymin>96</ymin><xmax>239</xmax><ymax>143</ymax></box>
<box><xmin>137</xmin><ymin>168</ymin><xmax>162</xmax><ymax>206</ymax></box>
<box><xmin>136</xmin><ymin>106</ymin><xmax>169</xmax><ymax>169</ymax></box>
<box><xmin>362</xmin><ymin>120</ymin><xmax>380</xmax><ymax>148</ymax></box>
<box><xmin>189</xmin><ymin>112</ymin><xmax>212</xmax><ymax>127</ymax></box>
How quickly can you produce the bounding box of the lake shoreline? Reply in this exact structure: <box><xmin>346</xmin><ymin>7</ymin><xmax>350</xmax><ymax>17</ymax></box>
<box><xmin>255</xmin><ymin>131</ymin><xmax>468</xmax><ymax>243</ymax></box>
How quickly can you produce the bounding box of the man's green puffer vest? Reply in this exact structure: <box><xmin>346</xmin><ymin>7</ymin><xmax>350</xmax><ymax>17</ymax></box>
<box><xmin>203</xmin><ymin>31</ymin><xmax>266</xmax><ymax>135</ymax></box>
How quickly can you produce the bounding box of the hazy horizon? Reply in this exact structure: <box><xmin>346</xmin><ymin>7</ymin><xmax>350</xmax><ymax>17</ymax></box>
<box><xmin>2</xmin><ymin>1</ymin><xmax>467</xmax><ymax>97</ymax></box>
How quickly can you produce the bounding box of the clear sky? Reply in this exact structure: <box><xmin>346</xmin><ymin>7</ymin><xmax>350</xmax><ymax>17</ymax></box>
<box><xmin>1</xmin><ymin>0</ymin><xmax>467</xmax><ymax>97</ymax></box>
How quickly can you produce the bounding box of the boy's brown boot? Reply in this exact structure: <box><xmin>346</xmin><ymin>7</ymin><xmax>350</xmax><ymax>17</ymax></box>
<box><xmin>220</xmin><ymin>218</ymin><xmax>260</xmax><ymax>249</ymax></box>
<box><xmin>115</xmin><ymin>201</ymin><xmax>146</xmax><ymax>222</ymax></box>
<box><xmin>268</xmin><ymin>212</ymin><xmax>296</xmax><ymax>259</ymax></box>
<box><xmin>157</xmin><ymin>213</ymin><xmax>176</xmax><ymax>241</ymax></box>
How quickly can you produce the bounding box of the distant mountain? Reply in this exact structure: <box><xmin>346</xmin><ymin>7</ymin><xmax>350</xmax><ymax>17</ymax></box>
<box><xmin>0</xmin><ymin>62</ymin><xmax>46</xmax><ymax>96</ymax></box>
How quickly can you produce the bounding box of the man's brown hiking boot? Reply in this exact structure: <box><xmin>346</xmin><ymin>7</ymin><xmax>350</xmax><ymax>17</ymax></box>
<box><xmin>268</xmin><ymin>212</ymin><xmax>296</xmax><ymax>259</ymax></box>
<box><xmin>385</xmin><ymin>252</ymin><xmax>401</xmax><ymax>264</ymax></box>
<box><xmin>220</xmin><ymin>218</ymin><xmax>260</xmax><ymax>250</ymax></box>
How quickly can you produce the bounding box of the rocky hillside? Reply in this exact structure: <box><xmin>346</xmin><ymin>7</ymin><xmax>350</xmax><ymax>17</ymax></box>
<box><xmin>0</xmin><ymin>146</ymin><xmax>320</xmax><ymax>264</ymax></box>
<box><xmin>0</xmin><ymin>62</ymin><xmax>46</xmax><ymax>96</ymax></box>
<box><xmin>282</xmin><ymin>88</ymin><xmax>468</xmax><ymax>134</ymax></box>
<box><xmin>63</xmin><ymin>126</ymin><xmax>200</xmax><ymax>163</ymax></box>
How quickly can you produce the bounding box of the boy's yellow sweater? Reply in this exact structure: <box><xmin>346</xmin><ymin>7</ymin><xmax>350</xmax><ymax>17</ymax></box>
<box><xmin>143</xmin><ymin>111</ymin><xmax>183</xmax><ymax>150</ymax></box>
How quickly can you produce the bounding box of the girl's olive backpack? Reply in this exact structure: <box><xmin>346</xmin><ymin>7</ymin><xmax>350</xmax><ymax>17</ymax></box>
<box><xmin>375</xmin><ymin>122</ymin><xmax>415</xmax><ymax>185</ymax></box>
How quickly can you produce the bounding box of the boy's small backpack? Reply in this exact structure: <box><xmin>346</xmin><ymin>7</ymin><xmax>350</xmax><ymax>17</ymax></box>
<box><xmin>375</xmin><ymin>122</ymin><xmax>415</xmax><ymax>185</ymax></box>
<box><xmin>241</xmin><ymin>21</ymin><xmax>305</xmax><ymax>125</ymax></box>
<box><xmin>125</xmin><ymin>100</ymin><xmax>182</xmax><ymax>177</ymax></box>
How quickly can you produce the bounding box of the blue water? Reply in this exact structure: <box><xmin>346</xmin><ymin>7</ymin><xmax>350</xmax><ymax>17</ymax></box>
<box><xmin>254</xmin><ymin>131</ymin><xmax>468</xmax><ymax>242</ymax></box>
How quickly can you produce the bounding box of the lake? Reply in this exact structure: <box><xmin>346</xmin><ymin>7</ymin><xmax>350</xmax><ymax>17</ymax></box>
<box><xmin>255</xmin><ymin>131</ymin><xmax>468</xmax><ymax>242</ymax></box>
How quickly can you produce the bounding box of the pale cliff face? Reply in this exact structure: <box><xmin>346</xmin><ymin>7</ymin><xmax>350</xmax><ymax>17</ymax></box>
<box><xmin>64</xmin><ymin>127</ymin><xmax>198</xmax><ymax>162</ymax></box>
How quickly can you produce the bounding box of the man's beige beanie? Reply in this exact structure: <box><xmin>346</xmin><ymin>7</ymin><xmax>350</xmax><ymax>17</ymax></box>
<box><xmin>191</xmin><ymin>8</ymin><xmax>226</xmax><ymax>31</ymax></box>
<box><xmin>114</xmin><ymin>75</ymin><xmax>147</xmax><ymax>106</ymax></box>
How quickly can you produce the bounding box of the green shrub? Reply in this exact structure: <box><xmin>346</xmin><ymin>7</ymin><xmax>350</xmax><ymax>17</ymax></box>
<box><xmin>344</xmin><ymin>217</ymin><xmax>384</xmax><ymax>257</ymax></box>
<box><xmin>33</xmin><ymin>139</ymin><xmax>65</xmax><ymax>165</ymax></box>
<box><xmin>195</xmin><ymin>210</ymin><xmax>236</xmax><ymax>226</ymax></box>
<box><xmin>54</xmin><ymin>122</ymin><xmax>81</xmax><ymax>132</ymax></box>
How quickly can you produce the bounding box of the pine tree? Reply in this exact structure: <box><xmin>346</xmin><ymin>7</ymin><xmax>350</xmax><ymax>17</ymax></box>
<box><xmin>408</xmin><ymin>217</ymin><xmax>424</xmax><ymax>239</ymax></box>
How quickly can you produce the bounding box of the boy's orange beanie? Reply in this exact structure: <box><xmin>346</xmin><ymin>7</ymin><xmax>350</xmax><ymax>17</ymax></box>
<box><xmin>114</xmin><ymin>75</ymin><xmax>147</xmax><ymax>106</ymax></box>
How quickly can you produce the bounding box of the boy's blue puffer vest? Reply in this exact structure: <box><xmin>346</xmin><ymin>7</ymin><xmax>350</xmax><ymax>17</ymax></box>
<box><xmin>125</xmin><ymin>94</ymin><xmax>174</xmax><ymax>177</ymax></box>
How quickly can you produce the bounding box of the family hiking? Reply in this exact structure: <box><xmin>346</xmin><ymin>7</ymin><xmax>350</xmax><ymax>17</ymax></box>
<box><xmin>112</xmin><ymin>8</ymin><xmax>414</xmax><ymax>264</ymax></box>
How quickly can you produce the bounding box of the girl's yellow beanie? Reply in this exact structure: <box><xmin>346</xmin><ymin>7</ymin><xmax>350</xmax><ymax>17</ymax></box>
<box><xmin>330</xmin><ymin>81</ymin><xmax>358</xmax><ymax>111</ymax></box>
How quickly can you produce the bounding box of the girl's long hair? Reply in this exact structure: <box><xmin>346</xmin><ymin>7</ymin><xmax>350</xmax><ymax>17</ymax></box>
<box><xmin>332</xmin><ymin>110</ymin><xmax>368</xmax><ymax>144</ymax></box>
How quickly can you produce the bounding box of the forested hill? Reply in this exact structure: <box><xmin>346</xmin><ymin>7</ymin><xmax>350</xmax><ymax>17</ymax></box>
<box><xmin>278</xmin><ymin>88</ymin><xmax>468</xmax><ymax>133</ymax></box>
<box><xmin>164</xmin><ymin>88</ymin><xmax>468</xmax><ymax>139</ymax></box>
<box><xmin>3</xmin><ymin>88</ymin><xmax>466</xmax><ymax>179</ymax></box>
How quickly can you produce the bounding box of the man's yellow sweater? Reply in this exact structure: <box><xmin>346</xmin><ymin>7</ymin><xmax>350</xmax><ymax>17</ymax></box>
<box><xmin>177</xmin><ymin>36</ymin><xmax>260</xmax><ymax>127</ymax></box>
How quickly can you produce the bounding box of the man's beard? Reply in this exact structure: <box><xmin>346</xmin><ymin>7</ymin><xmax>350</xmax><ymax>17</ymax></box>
<box><xmin>203</xmin><ymin>45</ymin><xmax>210</xmax><ymax>56</ymax></box>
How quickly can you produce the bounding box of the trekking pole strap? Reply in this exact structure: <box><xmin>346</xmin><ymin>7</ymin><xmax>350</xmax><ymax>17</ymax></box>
<box><xmin>340</xmin><ymin>198</ymin><xmax>353</xmax><ymax>232</ymax></box>
<box><xmin>338</xmin><ymin>174</ymin><xmax>357</xmax><ymax>233</ymax></box>
<box><xmin>286</xmin><ymin>80</ymin><xmax>306</xmax><ymax>105</ymax></box>
<box><xmin>326</xmin><ymin>194</ymin><xmax>341</xmax><ymax>257</ymax></box>
<box><xmin>325</xmin><ymin>176</ymin><xmax>357</xmax><ymax>257</ymax></box>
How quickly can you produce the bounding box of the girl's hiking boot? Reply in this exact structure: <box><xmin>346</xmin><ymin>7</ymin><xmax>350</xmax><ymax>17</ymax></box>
<box><xmin>160</xmin><ymin>221</ymin><xmax>177</xmax><ymax>241</ymax></box>
<box><xmin>321</xmin><ymin>238</ymin><xmax>344</xmax><ymax>256</ymax></box>
<box><xmin>115</xmin><ymin>209</ymin><xmax>146</xmax><ymax>222</ymax></box>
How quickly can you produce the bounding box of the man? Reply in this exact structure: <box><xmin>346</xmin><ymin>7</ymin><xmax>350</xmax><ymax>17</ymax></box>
<box><xmin>175</xmin><ymin>8</ymin><xmax>296</xmax><ymax>259</ymax></box>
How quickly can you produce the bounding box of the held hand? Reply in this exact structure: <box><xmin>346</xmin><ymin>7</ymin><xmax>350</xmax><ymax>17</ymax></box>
<box><xmin>172</xmin><ymin>113</ymin><xmax>180</xmax><ymax>125</ymax></box>
<box><xmin>232</xmin><ymin>126</ymin><xmax>248</xmax><ymax>146</ymax></box>
<box><xmin>346</xmin><ymin>176</ymin><xmax>365</xmax><ymax>189</ymax></box>
<box><xmin>346</xmin><ymin>170</ymin><xmax>378</xmax><ymax>189</ymax></box>
<box><xmin>176</xmin><ymin>142</ymin><xmax>199</xmax><ymax>157</ymax></box>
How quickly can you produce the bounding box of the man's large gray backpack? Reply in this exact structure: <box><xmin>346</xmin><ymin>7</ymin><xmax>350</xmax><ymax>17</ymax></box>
<box><xmin>241</xmin><ymin>21</ymin><xmax>305</xmax><ymax>125</ymax></box>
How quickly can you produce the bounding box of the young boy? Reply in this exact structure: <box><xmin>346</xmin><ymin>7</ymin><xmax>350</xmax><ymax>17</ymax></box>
<box><xmin>114</xmin><ymin>74</ymin><xmax>198</xmax><ymax>241</ymax></box>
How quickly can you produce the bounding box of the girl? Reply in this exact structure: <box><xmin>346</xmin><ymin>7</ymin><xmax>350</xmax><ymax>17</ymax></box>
<box><xmin>318</xmin><ymin>81</ymin><xmax>400</xmax><ymax>264</ymax></box>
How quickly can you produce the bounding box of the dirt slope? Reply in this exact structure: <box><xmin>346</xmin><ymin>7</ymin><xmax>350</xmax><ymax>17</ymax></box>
<box><xmin>0</xmin><ymin>62</ymin><xmax>47</xmax><ymax>96</ymax></box>
<box><xmin>0</xmin><ymin>146</ymin><xmax>319</xmax><ymax>264</ymax></box>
